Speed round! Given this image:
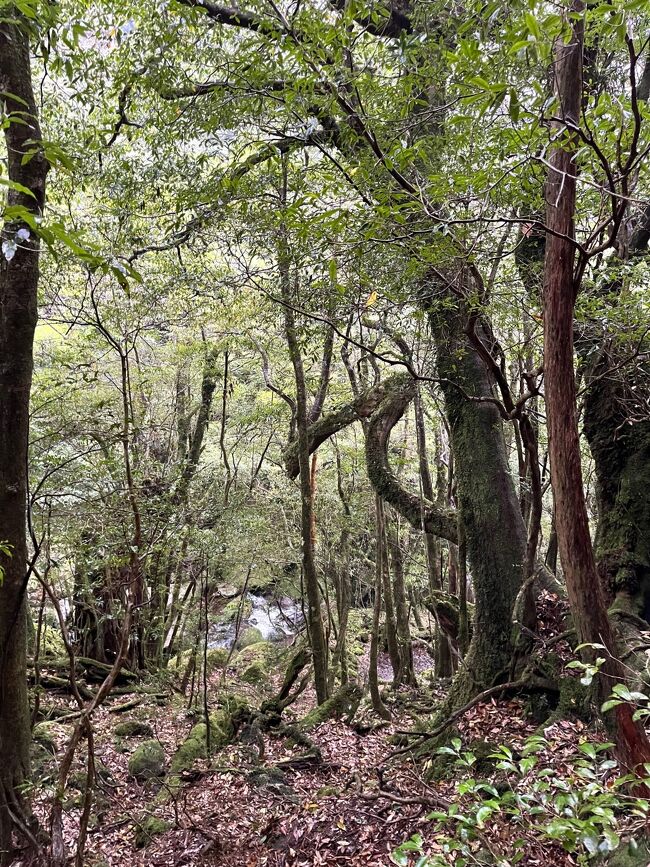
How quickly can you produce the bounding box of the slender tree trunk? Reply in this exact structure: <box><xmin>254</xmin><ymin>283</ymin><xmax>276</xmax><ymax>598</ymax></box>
<box><xmin>414</xmin><ymin>389</ymin><xmax>452</xmax><ymax>676</ymax></box>
<box><xmin>543</xmin><ymin>0</ymin><xmax>650</xmax><ymax>771</ymax></box>
<box><xmin>370</xmin><ymin>496</ymin><xmax>391</xmax><ymax>720</ymax></box>
<box><xmin>279</xmin><ymin>185</ymin><xmax>328</xmax><ymax>703</ymax></box>
<box><xmin>0</xmin><ymin>16</ymin><xmax>48</xmax><ymax>861</ymax></box>
<box><xmin>378</xmin><ymin>502</ymin><xmax>401</xmax><ymax>683</ymax></box>
<box><xmin>388</xmin><ymin>517</ymin><xmax>416</xmax><ymax>686</ymax></box>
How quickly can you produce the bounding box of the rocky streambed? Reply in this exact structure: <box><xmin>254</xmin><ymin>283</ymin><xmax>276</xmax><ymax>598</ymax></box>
<box><xmin>208</xmin><ymin>592</ymin><xmax>304</xmax><ymax>649</ymax></box>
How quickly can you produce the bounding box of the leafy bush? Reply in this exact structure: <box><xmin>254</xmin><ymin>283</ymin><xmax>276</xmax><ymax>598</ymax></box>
<box><xmin>393</xmin><ymin>735</ymin><xmax>650</xmax><ymax>866</ymax></box>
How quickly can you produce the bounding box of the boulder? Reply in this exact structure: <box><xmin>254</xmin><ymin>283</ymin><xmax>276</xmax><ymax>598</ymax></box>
<box><xmin>236</xmin><ymin>627</ymin><xmax>264</xmax><ymax>649</ymax></box>
<box><xmin>128</xmin><ymin>740</ymin><xmax>165</xmax><ymax>782</ymax></box>
<box><xmin>134</xmin><ymin>815</ymin><xmax>169</xmax><ymax>848</ymax></box>
<box><xmin>114</xmin><ymin>720</ymin><xmax>154</xmax><ymax>738</ymax></box>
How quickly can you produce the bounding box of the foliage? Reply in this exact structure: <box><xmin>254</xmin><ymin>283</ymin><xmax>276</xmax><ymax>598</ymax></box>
<box><xmin>394</xmin><ymin>736</ymin><xmax>650</xmax><ymax>866</ymax></box>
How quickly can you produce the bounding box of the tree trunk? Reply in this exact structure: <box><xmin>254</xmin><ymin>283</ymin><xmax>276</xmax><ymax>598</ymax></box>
<box><xmin>543</xmin><ymin>0</ymin><xmax>650</xmax><ymax>771</ymax></box>
<box><xmin>426</xmin><ymin>299</ymin><xmax>527</xmax><ymax>701</ymax></box>
<box><xmin>279</xmin><ymin>206</ymin><xmax>328</xmax><ymax>704</ymax></box>
<box><xmin>378</xmin><ymin>502</ymin><xmax>401</xmax><ymax>684</ymax></box>
<box><xmin>0</xmin><ymin>15</ymin><xmax>49</xmax><ymax>861</ymax></box>
<box><xmin>370</xmin><ymin>496</ymin><xmax>391</xmax><ymax>720</ymax></box>
<box><xmin>388</xmin><ymin>516</ymin><xmax>416</xmax><ymax>686</ymax></box>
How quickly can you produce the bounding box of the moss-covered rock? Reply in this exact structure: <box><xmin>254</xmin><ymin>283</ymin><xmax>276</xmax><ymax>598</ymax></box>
<box><xmin>164</xmin><ymin>707</ymin><xmax>239</xmax><ymax>793</ymax></box>
<box><xmin>114</xmin><ymin>720</ymin><xmax>154</xmax><ymax>738</ymax></box>
<box><xmin>241</xmin><ymin>661</ymin><xmax>266</xmax><ymax>683</ymax></box>
<box><xmin>169</xmin><ymin>646</ymin><xmax>229</xmax><ymax>675</ymax></box>
<box><xmin>218</xmin><ymin>596</ymin><xmax>253</xmax><ymax>623</ymax></box>
<box><xmin>316</xmin><ymin>785</ymin><xmax>340</xmax><ymax>798</ymax></box>
<box><xmin>128</xmin><ymin>740</ymin><xmax>165</xmax><ymax>781</ymax></box>
<box><xmin>300</xmin><ymin>683</ymin><xmax>363</xmax><ymax>731</ymax></box>
<box><xmin>234</xmin><ymin>640</ymin><xmax>277</xmax><ymax>671</ymax></box>
<box><xmin>236</xmin><ymin>627</ymin><xmax>264</xmax><ymax>649</ymax></box>
<box><xmin>33</xmin><ymin>721</ymin><xmax>61</xmax><ymax>753</ymax></box>
<box><xmin>134</xmin><ymin>815</ymin><xmax>170</xmax><ymax>849</ymax></box>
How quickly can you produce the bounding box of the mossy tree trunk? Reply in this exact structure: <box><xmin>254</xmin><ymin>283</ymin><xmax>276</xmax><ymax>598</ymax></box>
<box><xmin>370</xmin><ymin>496</ymin><xmax>391</xmax><ymax>720</ymax></box>
<box><xmin>387</xmin><ymin>516</ymin><xmax>416</xmax><ymax>686</ymax></box>
<box><xmin>425</xmin><ymin>298</ymin><xmax>528</xmax><ymax>703</ymax></box>
<box><xmin>0</xmin><ymin>15</ymin><xmax>49</xmax><ymax>861</ymax></box>
<box><xmin>414</xmin><ymin>387</ymin><xmax>452</xmax><ymax>677</ymax></box>
<box><xmin>378</xmin><ymin>500</ymin><xmax>401</xmax><ymax>683</ymax></box>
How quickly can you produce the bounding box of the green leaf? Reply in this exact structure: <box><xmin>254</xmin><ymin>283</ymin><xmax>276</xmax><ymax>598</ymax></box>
<box><xmin>0</xmin><ymin>177</ymin><xmax>35</xmax><ymax>199</ymax></box>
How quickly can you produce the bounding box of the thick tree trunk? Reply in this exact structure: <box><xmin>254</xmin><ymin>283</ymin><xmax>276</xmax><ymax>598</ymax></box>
<box><xmin>0</xmin><ymin>16</ymin><xmax>48</xmax><ymax>861</ymax></box>
<box><xmin>543</xmin><ymin>0</ymin><xmax>650</xmax><ymax>771</ymax></box>
<box><xmin>426</xmin><ymin>300</ymin><xmax>527</xmax><ymax>699</ymax></box>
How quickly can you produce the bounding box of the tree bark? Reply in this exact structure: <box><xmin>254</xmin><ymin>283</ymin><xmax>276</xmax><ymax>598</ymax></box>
<box><xmin>425</xmin><ymin>298</ymin><xmax>527</xmax><ymax>699</ymax></box>
<box><xmin>0</xmin><ymin>14</ymin><xmax>49</xmax><ymax>860</ymax></box>
<box><xmin>543</xmin><ymin>0</ymin><xmax>650</xmax><ymax>771</ymax></box>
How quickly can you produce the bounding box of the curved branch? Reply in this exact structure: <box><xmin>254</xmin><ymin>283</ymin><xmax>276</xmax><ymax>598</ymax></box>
<box><xmin>283</xmin><ymin>372</ymin><xmax>458</xmax><ymax>543</ymax></box>
<box><xmin>283</xmin><ymin>373</ymin><xmax>406</xmax><ymax>478</ymax></box>
<box><xmin>365</xmin><ymin>375</ymin><xmax>458</xmax><ymax>544</ymax></box>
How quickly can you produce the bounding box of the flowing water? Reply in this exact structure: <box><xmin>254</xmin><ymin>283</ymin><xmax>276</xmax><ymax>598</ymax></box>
<box><xmin>208</xmin><ymin>593</ymin><xmax>304</xmax><ymax>649</ymax></box>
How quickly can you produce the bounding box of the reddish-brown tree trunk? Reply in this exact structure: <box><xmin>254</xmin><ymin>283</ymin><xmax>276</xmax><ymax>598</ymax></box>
<box><xmin>543</xmin><ymin>0</ymin><xmax>650</xmax><ymax>772</ymax></box>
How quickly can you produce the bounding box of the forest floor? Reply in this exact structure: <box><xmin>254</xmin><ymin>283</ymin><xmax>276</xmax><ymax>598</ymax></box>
<box><xmin>30</xmin><ymin>600</ymin><xmax>619</xmax><ymax>867</ymax></box>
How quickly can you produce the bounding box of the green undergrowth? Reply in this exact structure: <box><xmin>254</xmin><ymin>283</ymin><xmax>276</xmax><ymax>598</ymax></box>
<box><xmin>394</xmin><ymin>735</ymin><xmax>650</xmax><ymax>866</ymax></box>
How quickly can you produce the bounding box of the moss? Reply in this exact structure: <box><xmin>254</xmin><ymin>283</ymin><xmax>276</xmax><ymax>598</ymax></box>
<box><xmin>134</xmin><ymin>815</ymin><xmax>170</xmax><ymax>849</ymax></box>
<box><xmin>236</xmin><ymin>627</ymin><xmax>264</xmax><ymax>649</ymax></box>
<box><xmin>241</xmin><ymin>661</ymin><xmax>266</xmax><ymax>683</ymax></box>
<box><xmin>601</xmin><ymin>841</ymin><xmax>650</xmax><ymax>866</ymax></box>
<box><xmin>299</xmin><ymin>683</ymin><xmax>362</xmax><ymax>731</ymax></box>
<box><xmin>219</xmin><ymin>596</ymin><xmax>253</xmax><ymax>623</ymax></box>
<box><xmin>316</xmin><ymin>785</ymin><xmax>340</xmax><ymax>797</ymax></box>
<box><xmin>39</xmin><ymin>626</ymin><xmax>66</xmax><ymax>659</ymax></box>
<box><xmin>114</xmin><ymin>720</ymin><xmax>154</xmax><ymax>738</ymax></box>
<box><xmin>163</xmin><ymin>707</ymin><xmax>240</xmax><ymax>796</ymax></box>
<box><xmin>33</xmin><ymin>721</ymin><xmax>60</xmax><ymax>753</ymax></box>
<box><xmin>128</xmin><ymin>740</ymin><xmax>165</xmax><ymax>781</ymax></box>
<box><xmin>234</xmin><ymin>640</ymin><xmax>276</xmax><ymax>672</ymax></box>
<box><xmin>169</xmin><ymin>646</ymin><xmax>229</xmax><ymax>675</ymax></box>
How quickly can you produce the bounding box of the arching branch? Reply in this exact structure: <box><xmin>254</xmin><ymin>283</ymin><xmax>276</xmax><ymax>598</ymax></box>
<box><xmin>365</xmin><ymin>375</ymin><xmax>458</xmax><ymax>543</ymax></box>
<box><xmin>283</xmin><ymin>373</ymin><xmax>458</xmax><ymax>543</ymax></box>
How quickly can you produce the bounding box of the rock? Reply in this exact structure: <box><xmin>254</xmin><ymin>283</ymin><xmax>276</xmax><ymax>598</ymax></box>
<box><xmin>234</xmin><ymin>640</ymin><xmax>276</xmax><ymax>671</ymax></box>
<box><xmin>247</xmin><ymin>767</ymin><xmax>298</xmax><ymax>802</ymax></box>
<box><xmin>602</xmin><ymin>841</ymin><xmax>650</xmax><ymax>866</ymax></box>
<box><xmin>33</xmin><ymin>722</ymin><xmax>60</xmax><ymax>753</ymax></box>
<box><xmin>316</xmin><ymin>785</ymin><xmax>340</xmax><ymax>798</ymax></box>
<box><xmin>169</xmin><ymin>646</ymin><xmax>229</xmax><ymax>676</ymax></box>
<box><xmin>218</xmin><ymin>596</ymin><xmax>253</xmax><ymax>624</ymax></box>
<box><xmin>134</xmin><ymin>815</ymin><xmax>169</xmax><ymax>849</ymax></box>
<box><xmin>216</xmin><ymin>583</ymin><xmax>239</xmax><ymax>598</ymax></box>
<box><xmin>128</xmin><ymin>740</ymin><xmax>165</xmax><ymax>782</ymax></box>
<box><xmin>114</xmin><ymin>719</ymin><xmax>154</xmax><ymax>738</ymax></box>
<box><xmin>242</xmin><ymin>661</ymin><xmax>266</xmax><ymax>683</ymax></box>
<box><xmin>168</xmin><ymin>710</ymin><xmax>235</xmax><ymax>778</ymax></box>
<box><xmin>236</xmin><ymin>627</ymin><xmax>264</xmax><ymax>649</ymax></box>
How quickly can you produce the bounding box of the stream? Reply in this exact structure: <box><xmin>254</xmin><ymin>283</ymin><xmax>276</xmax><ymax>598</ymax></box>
<box><xmin>208</xmin><ymin>593</ymin><xmax>304</xmax><ymax>649</ymax></box>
